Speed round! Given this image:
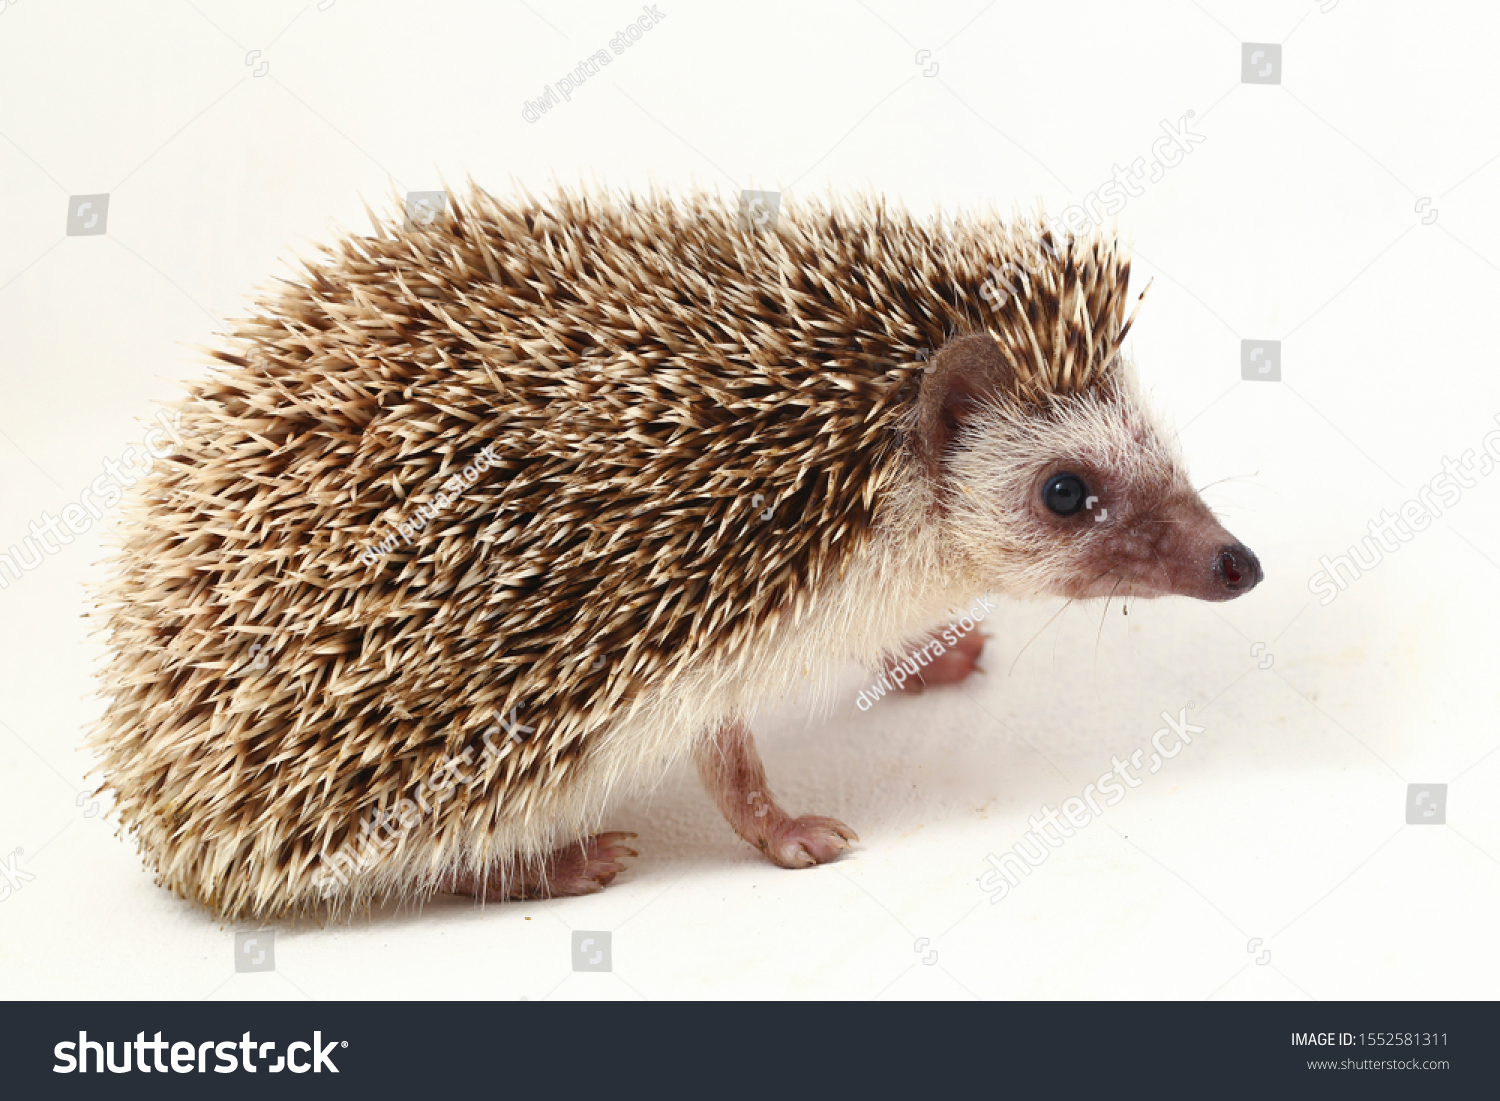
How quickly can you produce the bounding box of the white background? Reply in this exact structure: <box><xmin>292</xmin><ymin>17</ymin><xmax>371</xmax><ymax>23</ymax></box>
<box><xmin>1</xmin><ymin>0</ymin><xmax>1497</xmax><ymax>1000</ymax></box>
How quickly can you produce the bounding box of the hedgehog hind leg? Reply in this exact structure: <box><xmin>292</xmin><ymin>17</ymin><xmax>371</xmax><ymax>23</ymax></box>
<box><xmin>444</xmin><ymin>832</ymin><xmax>639</xmax><ymax>901</ymax></box>
<box><xmin>695</xmin><ymin>721</ymin><xmax>858</xmax><ymax>869</ymax></box>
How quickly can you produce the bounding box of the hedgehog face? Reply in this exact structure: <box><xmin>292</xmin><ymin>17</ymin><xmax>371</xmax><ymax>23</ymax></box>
<box><xmin>920</xmin><ymin>336</ymin><xmax>1261</xmax><ymax>604</ymax></box>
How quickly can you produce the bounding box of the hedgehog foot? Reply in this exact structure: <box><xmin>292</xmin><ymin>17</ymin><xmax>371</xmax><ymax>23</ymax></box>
<box><xmin>889</xmin><ymin>628</ymin><xmax>988</xmax><ymax>695</ymax></box>
<box><xmin>447</xmin><ymin>832</ymin><xmax>639</xmax><ymax>901</ymax></box>
<box><xmin>762</xmin><ymin>815</ymin><xmax>859</xmax><ymax>869</ymax></box>
<box><xmin>696</xmin><ymin>721</ymin><xmax>858</xmax><ymax>869</ymax></box>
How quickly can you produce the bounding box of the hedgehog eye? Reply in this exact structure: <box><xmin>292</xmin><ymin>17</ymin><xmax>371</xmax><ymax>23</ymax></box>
<box><xmin>1042</xmin><ymin>473</ymin><xmax>1088</xmax><ymax>516</ymax></box>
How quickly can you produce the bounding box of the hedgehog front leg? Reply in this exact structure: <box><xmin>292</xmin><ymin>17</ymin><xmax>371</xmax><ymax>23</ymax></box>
<box><xmin>696</xmin><ymin>721</ymin><xmax>858</xmax><ymax>868</ymax></box>
<box><xmin>888</xmin><ymin>627</ymin><xmax>989</xmax><ymax>695</ymax></box>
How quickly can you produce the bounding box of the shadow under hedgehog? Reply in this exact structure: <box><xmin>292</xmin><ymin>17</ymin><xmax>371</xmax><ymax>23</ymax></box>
<box><xmin>89</xmin><ymin>185</ymin><xmax>1261</xmax><ymax>922</ymax></box>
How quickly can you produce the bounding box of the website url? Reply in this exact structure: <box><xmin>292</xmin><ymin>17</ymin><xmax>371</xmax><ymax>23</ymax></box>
<box><xmin>1307</xmin><ymin>1058</ymin><xmax>1449</xmax><ymax>1071</ymax></box>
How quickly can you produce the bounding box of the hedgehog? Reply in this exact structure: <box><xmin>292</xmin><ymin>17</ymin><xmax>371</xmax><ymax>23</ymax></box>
<box><xmin>88</xmin><ymin>183</ymin><xmax>1262</xmax><ymax>923</ymax></box>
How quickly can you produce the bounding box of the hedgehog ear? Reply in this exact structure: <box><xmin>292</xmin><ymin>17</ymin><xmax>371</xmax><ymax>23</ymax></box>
<box><xmin>914</xmin><ymin>332</ymin><xmax>1014</xmax><ymax>479</ymax></box>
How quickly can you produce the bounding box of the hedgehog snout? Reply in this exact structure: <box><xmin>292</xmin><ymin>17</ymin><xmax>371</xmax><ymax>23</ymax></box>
<box><xmin>1089</xmin><ymin>496</ymin><xmax>1262</xmax><ymax>603</ymax></box>
<box><xmin>1214</xmin><ymin>541</ymin><xmax>1263</xmax><ymax>598</ymax></box>
<box><xmin>1157</xmin><ymin>524</ymin><xmax>1263</xmax><ymax>602</ymax></box>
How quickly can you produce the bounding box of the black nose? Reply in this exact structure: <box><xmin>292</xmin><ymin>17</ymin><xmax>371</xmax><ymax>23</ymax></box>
<box><xmin>1215</xmin><ymin>542</ymin><xmax>1263</xmax><ymax>594</ymax></box>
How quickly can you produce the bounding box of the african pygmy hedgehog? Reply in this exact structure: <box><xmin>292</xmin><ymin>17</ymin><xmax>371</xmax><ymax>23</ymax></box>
<box><xmin>89</xmin><ymin>184</ymin><xmax>1261</xmax><ymax>922</ymax></box>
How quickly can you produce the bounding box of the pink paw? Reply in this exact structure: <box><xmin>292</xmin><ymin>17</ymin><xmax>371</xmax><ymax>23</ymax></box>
<box><xmin>531</xmin><ymin>831</ymin><xmax>639</xmax><ymax>897</ymax></box>
<box><xmin>448</xmin><ymin>831</ymin><xmax>639</xmax><ymax>901</ymax></box>
<box><xmin>889</xmin><ymin>630</ymin><xmax>988</xmax><ymax>694</ymax></box>
<box><xmin>762</xmin><ymin>815</ymin><xmax>858</xmax><ymax>868</ymax></box>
